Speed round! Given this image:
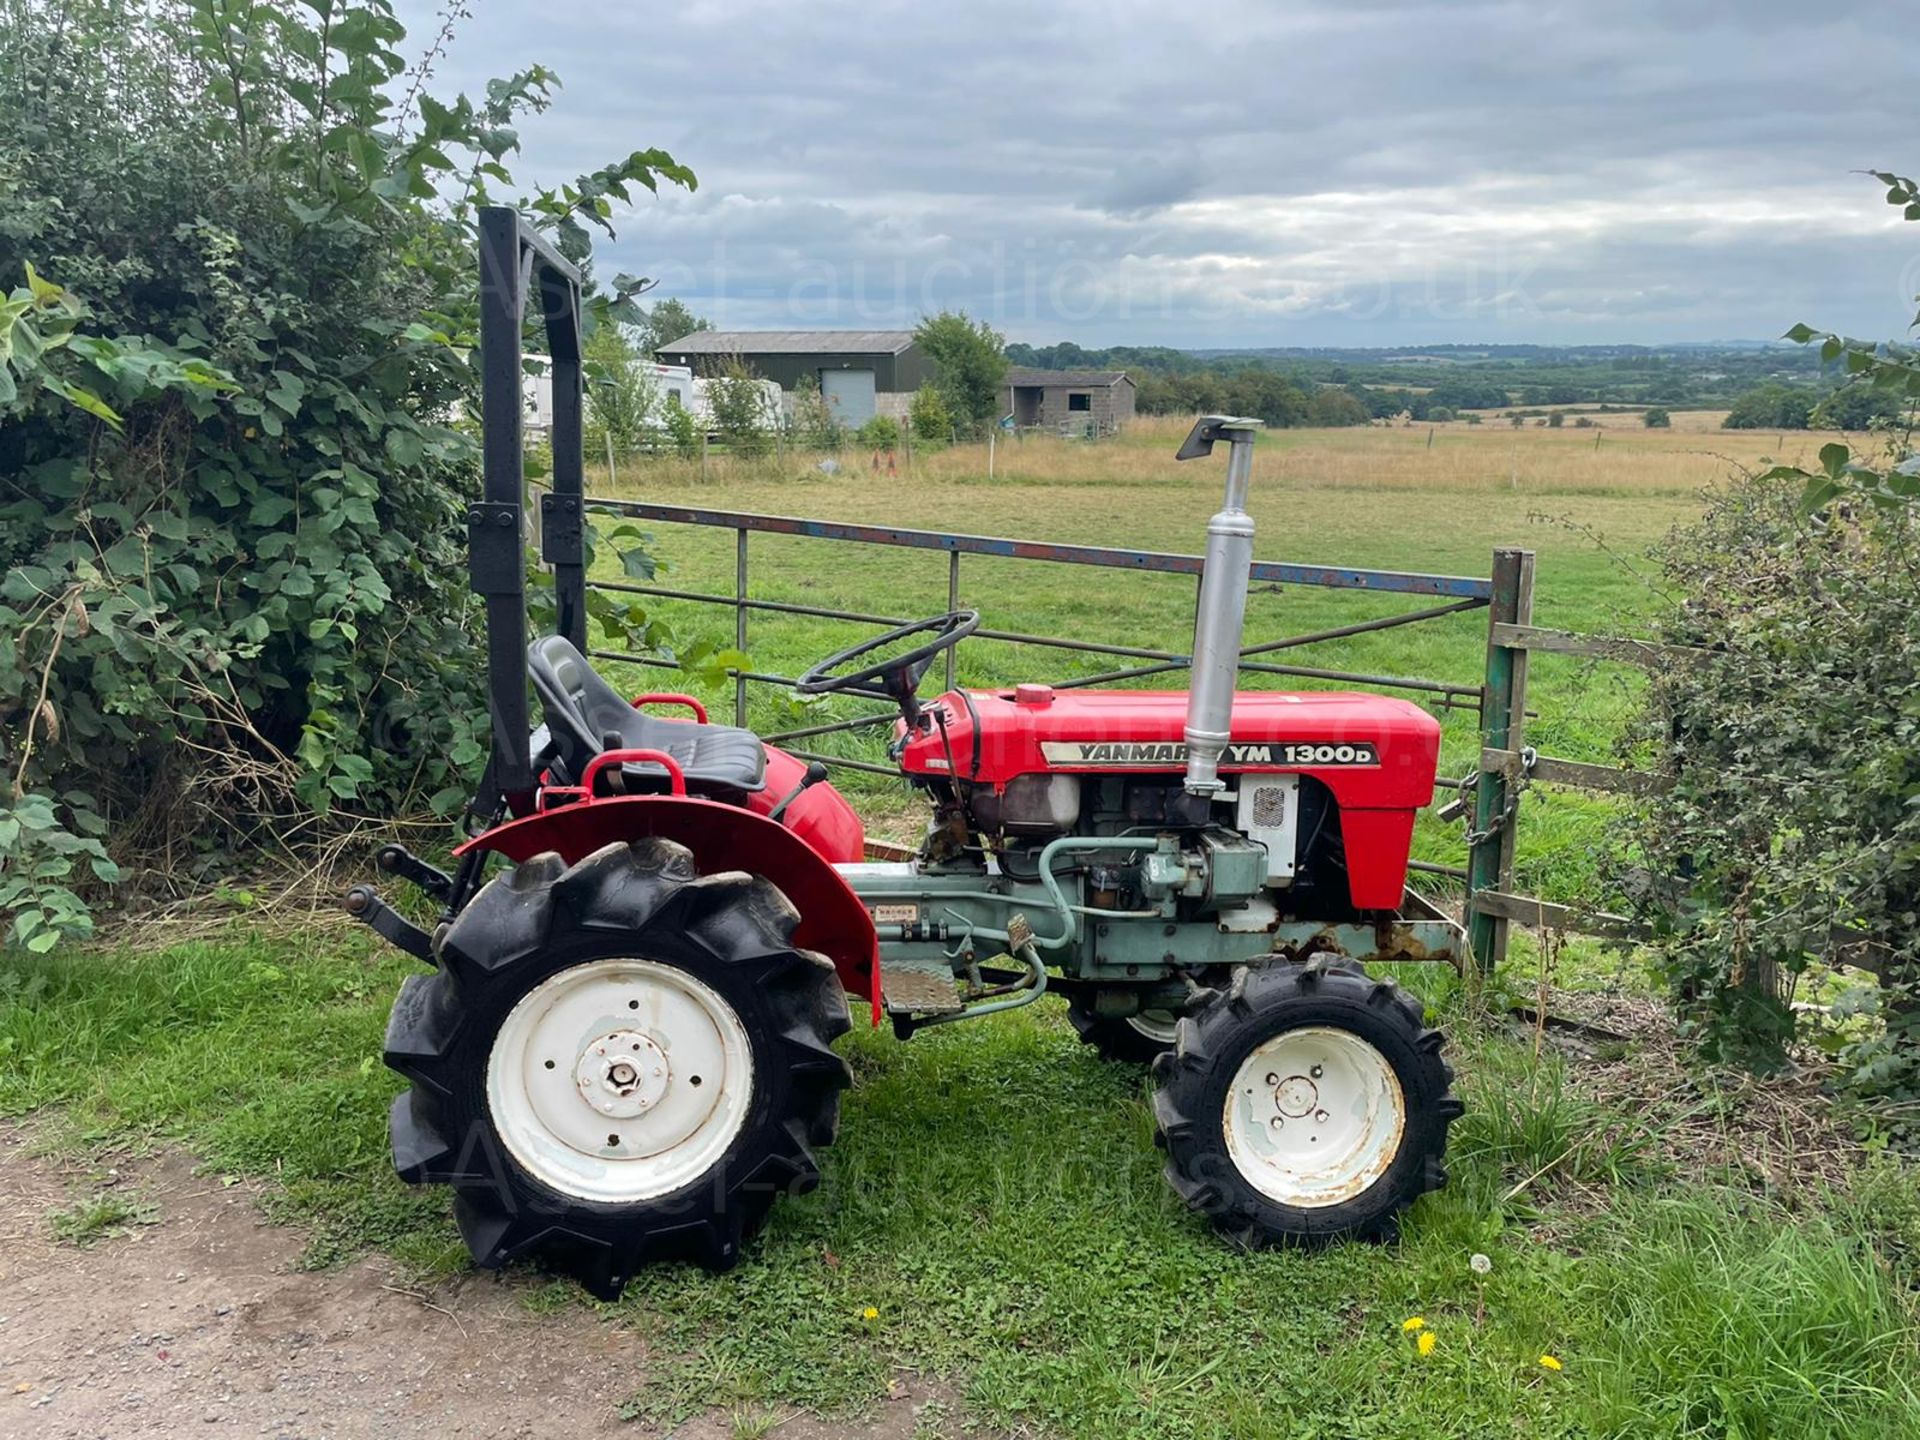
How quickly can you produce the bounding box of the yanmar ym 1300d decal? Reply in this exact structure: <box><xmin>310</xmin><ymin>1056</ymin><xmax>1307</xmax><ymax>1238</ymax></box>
<box><xmin>1038</xmin><ymin>740</ymin><xmax>1380</xmax><ymax>767</ymax></box>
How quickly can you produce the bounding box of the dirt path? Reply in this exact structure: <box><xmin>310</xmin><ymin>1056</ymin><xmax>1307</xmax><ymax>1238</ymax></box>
<box><xmin>0</xmin><ymin>1129</ymin><xmax>937</xmax><ymax>1440</ymax></box>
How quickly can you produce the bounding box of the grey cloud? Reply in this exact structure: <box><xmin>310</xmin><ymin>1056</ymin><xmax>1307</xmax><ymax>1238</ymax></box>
<box><xmin>396</xmin><ymin>0</ymin><xmax>1914</xmax><ymax>345</ymax></box>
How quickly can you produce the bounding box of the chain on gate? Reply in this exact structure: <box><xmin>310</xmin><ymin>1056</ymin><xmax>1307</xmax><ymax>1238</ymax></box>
<box><xmin>1449</xmin><ymin>744</ymin><xmax>1537</xmax><ymax>849</ymax></box>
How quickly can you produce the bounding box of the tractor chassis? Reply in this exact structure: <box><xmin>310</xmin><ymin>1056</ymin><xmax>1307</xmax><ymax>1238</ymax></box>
<box><xmin>842</xmin><ymin>857</ymin><xmax>1462</xmax><ymax>1037</ymax></box>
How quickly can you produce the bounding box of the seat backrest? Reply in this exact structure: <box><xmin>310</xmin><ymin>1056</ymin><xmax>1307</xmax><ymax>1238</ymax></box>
<box><xmin>527</xmin><ymin>635</ymin><xmax>632</xmax><ymax>781</ymax></box>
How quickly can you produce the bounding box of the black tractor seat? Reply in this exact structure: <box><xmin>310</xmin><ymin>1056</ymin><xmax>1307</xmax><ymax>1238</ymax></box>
<box><xmin>527</xmin><ymin>636</ymin><xmax>766</xmax><ymax>795</ymax></box>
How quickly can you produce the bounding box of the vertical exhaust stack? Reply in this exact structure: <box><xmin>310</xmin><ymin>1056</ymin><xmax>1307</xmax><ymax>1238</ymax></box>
<box><xmin>1174</xmin><ymin>415</ymin><xmax>1265</xmax><ymax>797</ymax></box>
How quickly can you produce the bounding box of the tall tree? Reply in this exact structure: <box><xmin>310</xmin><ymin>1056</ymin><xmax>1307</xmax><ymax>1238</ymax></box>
<box><xmin>640</xmin><ymin>298</ymin><xmax>711</xmax><ymax>357</ymax></box>
<box><xmin>915</xmin><ymin>311</ymin><xmax>1007</xmax><ymax>435</ymax></box>
<box><xmin>583</xmin><ymin>323</ymin><xmax>659</xmax><ymax>459</ymax></box>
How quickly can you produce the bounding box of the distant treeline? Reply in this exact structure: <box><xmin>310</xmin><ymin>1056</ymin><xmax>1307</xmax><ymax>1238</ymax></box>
<box><xmin>1129</xmin><ymin>372</ymin><xmax>1511</xmax><ymax>428</ymax></box>
<box><xmin>1720</xmin><ymin>382</ymin><xmax>1903</xmax><ymax>431</ymax></box>
<box><xmin>1006</xmin><ymin>338</ymin><xmax>1833</xmax><ymax>417</ymax></box>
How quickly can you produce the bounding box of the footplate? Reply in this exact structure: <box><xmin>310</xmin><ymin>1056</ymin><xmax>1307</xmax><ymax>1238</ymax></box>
<box><xmin>879</xmin><ymin>959</ymin><xmax>965</xmax><ymax>1016</ymax></box>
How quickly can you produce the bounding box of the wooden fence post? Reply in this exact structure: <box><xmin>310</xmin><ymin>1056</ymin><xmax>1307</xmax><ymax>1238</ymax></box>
<box><xmin>1466</xmin><ymin>547</ymin><xmax>1535</xmax><ymax>972</ymax></box>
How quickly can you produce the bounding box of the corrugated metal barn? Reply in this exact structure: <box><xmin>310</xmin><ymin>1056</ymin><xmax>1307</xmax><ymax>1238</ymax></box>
<box><xmin>1004</xmin><ymin>367</ymin><xmax>1136</xmax><ymax>436</ymax></box>
<box><xmin>654</xmin><ymin>330</ymin><xmax>934</xmax><ymax>425</ymax></box>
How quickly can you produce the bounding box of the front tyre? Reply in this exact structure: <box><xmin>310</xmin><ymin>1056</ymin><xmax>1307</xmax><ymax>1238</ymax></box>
<box><xmin>1151</xmin><ymin>959</ymin><xmax>1460</xmax><ymax>1246</ymax></box>
<box><xmin>1066</xmin><ymin>1000</ymin><xmax>1183</xmax><ymax>1065</ymax></box>
<box><xmin>382</xmin><ymin>839</ymin><xmax>852</xmax><ymax>1299</ymax></box>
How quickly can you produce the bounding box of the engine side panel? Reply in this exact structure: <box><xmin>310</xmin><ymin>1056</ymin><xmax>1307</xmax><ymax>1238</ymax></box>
<box><xmin>901</xmin><ymin>687</ymin><xmax>1441</xmax><ymax>911</ymax></box>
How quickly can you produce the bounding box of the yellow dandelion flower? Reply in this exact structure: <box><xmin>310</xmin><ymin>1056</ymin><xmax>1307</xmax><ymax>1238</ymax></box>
<box><xmin>1401</xmin><ymin>1316</ymin><xmax>1426</xmax><ymax>1333</ymax></box>
<box><xmin>1539</xmin><ymin>1354</ymin><xmax>1563</xmax><ymax>1371</ymax></box>
<box><xmin>861</xmin><ymin>1306</ymin><xmax>879</xmax><ymax>1321</ymax></box>
<box><xmin>1416</xmin><ymin>1331</ymin><xmax>1437</xmax><ymax>1357</ymax></box>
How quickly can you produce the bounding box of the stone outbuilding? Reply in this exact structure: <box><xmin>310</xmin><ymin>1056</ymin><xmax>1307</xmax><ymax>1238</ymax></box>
<box><xmin>1003</xmin><ymin>368</ymin><xmax>1136</xmax><ymax>436</ymax></box>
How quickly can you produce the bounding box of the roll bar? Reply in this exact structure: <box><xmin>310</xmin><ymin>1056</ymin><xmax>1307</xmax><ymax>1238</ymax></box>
<box><xmin>472</xmin><ymin>207</ymin><xmax>587</xmax><ymax>799</ymax></box>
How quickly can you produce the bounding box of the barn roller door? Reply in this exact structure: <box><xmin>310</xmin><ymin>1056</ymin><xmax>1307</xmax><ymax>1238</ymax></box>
<box><xmin>821</xmin><ymin>368</ymin><xmax>876</xmax><ymax>425</ymax></box>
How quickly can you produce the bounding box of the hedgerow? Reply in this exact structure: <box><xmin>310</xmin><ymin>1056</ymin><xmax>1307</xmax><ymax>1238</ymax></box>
<box><xmin>1634</xmin><ymin>169</ymin><xmax>1920</xmax><ymax>1126</ymax></box>
<box><xmin>0</xmin><ymin>0</ymin><xmax>692</xmax><ymax>946</ymax></box>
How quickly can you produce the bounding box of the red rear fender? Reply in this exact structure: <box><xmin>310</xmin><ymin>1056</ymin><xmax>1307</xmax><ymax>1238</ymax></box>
<box><xmin>459</xmin><ymin>795</ymin><xmax>880</xmax><ymax>1020</ymax></box>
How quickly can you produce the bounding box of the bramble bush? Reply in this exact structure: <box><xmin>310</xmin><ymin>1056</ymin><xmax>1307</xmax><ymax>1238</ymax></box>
<box><xmin>0</xmin><ymin>0</ymin><xmax>696</xmax><ymax>946</ymax></box>
<box><xmin>789</xmin><ymin>375</ymin><xmax>843</xmax><ymax>451</ymax></box>
<box><xmin>908</xmin><ymin>384</ymin><xmax>951</xmax><ymax>445</ymax></box>
<box><xmin>855</xmin><ymin>415</ymin><xmax>901</xmax><ymax>451</ymax></box>
<box><xmin>661</xmin><ymin>393</ymin><xmax>701</xmax><ymax>459</ymax></box>
<box><xmin>1634</xmin><ymin>168</ymin><xmax>1920</xmax><ymax>1129</ymax></box>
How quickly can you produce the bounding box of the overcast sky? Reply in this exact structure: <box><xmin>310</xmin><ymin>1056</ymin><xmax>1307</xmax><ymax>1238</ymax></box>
<box><xmin>402</xmin><ymin>0</ymin><xmax>1914</xmax><ymax>348</ymax></box>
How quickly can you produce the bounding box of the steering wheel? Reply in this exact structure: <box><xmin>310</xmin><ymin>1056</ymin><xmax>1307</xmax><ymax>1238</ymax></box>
<box><xmin>795</xmin><ymin>610</ymin><xmax>980</xmax><ymax>725</ymax></box>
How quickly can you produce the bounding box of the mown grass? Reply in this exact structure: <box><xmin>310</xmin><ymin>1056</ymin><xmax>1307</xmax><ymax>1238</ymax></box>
<box><xmin>3</xmin><ymin>931</ymin><xmax>1917</xmax><ymax>1438</ymax></box>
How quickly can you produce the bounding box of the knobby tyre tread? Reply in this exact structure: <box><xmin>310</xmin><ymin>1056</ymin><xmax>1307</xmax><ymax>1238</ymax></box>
<box><xmin>382</xmin><ymin>838</ymin><xmax>851</xmax><ymax>1298</ymax></box>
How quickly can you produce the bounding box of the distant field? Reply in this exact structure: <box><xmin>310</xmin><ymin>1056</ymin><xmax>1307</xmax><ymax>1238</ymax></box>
<box><xmin>1456</xmin><ymin>406</ymin><xmax>1738</xmax><ymax>433</ymax></box>
<box><xmin>588</xmin><ymin>415</ymin><xmax>1813</xmax><ymax>901</ymax></box>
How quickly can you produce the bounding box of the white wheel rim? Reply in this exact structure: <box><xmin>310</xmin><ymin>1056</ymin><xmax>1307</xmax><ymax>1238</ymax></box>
<box><xmin>486</xmin><ymin>958</ymin><xmax>754</xmax><ymax>1204</ymax></box>
<box><xmin>1127</xmin><ymin>1011</ymin><xmax>1180</xmax><ymax>1045</ymax></box>
<box><xmin>1222</xmin><ymin>1025</ymin><xmax>1405</xmax><ymax>1208</ymax></box>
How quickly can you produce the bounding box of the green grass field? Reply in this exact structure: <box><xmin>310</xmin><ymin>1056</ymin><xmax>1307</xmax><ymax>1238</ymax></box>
<box><xmin>7</xmin><ymin>419</ymin><xmax>1917</xmax><ymax>1438</ymax></box>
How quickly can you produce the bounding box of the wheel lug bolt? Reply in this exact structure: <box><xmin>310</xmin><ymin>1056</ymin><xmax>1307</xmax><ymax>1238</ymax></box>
<box><xmin>1310</xmin><ymin>1065</ymin><xmax>1323</xmax><ymax>1079</ymax></box>
<box><xmin>1265</xmin><ymin>1073</ymin><xmax>1279</xmax><ymax>1086</ymax></box>
<box><xmin>1314</xmin><ymin>1109</ymin><xmax>1329</xmax><ymax>1123</ymax></box>
<box><xmin>1269</xmin><ymin>1115</ymin><xmax>1284</xmax><ymax>1130</ymax></box>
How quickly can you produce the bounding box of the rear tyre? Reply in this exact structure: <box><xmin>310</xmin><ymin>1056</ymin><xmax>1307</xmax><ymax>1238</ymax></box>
<box><xmin>383</xmin><ymin>838</ymin><xmax>852</xmax><ymax>1299</ymax></box>
<box><xmin>1151</xmin><ymin>958</ymin><xmax>1460</xmax><ymax>1246</ymax></box>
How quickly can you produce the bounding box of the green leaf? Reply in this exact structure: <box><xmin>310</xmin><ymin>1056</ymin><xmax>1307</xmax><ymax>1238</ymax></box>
<box><xmin>41</xmin><ymin>377</ymin><xmax>123</xmax><ymax>429</ymax></box>
<box><xmin>249</xmin><ymin>494</ymin><xmax>297</xmax><ymax>526</ymax></box>
<box><xmin>385</xmin><ymin>428</ymin><xmax>424</xmax><ymax>468</ymax></box>
<box><xmin>266</xmin><ymin>372</ymin><xmax>306</xmax><ymax>415</ymax></box>
<box><xmin>23</xmin><ymin>261</ymin><xmax>61</xmax><ymax>305</ymax></box>
<box><xmin>1798</xmin><ymin>475</ymin><xmax>1844</xmax><ymax>514</ymax></box>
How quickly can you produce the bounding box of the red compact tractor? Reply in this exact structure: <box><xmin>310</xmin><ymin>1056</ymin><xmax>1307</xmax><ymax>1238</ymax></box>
<box><xmin>345</xmin><ymin>211</ymin><xmax>1463</xmax><ymax>1298</ymax></box>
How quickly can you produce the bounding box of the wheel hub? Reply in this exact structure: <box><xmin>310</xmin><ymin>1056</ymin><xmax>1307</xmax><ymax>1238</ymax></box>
<box><xmin>485</xmin><ymin>957</ymin><xmax>754</xmax><ymax>1204</ymax></box>
<box><xmin>576</xmin><ymin>1028</ymin><xmax>670</xmax><ymax>1118</ymax></box>
<box><xmin>1272</xmin><ymin>1072</ymin><xmax>1318</xmax><ymax>1117</ymax></box>
<box><xmin>1224</xmin><ymin>1026</ymin><xmax>1406</xmax><ymax>1207</ymax></box>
